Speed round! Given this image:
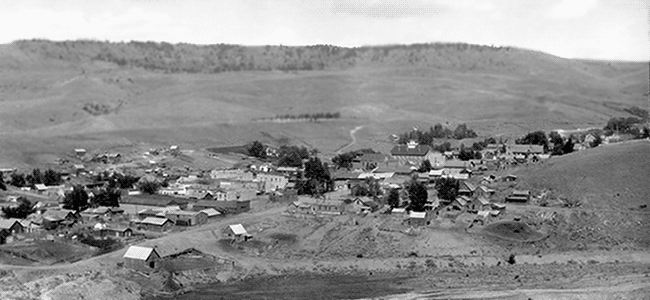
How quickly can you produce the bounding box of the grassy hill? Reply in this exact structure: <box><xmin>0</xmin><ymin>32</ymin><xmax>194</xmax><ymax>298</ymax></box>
<box><xmin>512</xmin><ymin>140</ymin><xmax>650</xmax><ymax>210</ymax></box>
<box><xmin>0</xmin><ymin>40</ymin><xmax>647</xmax><ymax>166</ymax></box>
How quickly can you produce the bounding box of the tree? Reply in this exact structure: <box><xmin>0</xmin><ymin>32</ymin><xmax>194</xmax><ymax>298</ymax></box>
<box><xmin>406</xmin><ymin>180</ymin><xmax>428</xmax><ymax>212</ymax></box>
<box><xmin>332</xmin><ymin>152</ymin><xmax>355</xmax><ymax>170</ymax></box>
<box><xmin>387</xmin><ymin>188</ymin><xmax>400</xmax><ymax>208</ymax></box>
<box><xmin>0</xmin><ymin>172</ymin><xmax>5</xmax><ymax>191</ymax></box>
<box><xmin>9</xmin><ymin>173</ymin><xmax>26</xmax><ymax>187</ymax></box>
<box><xmin>435</xmin><ymin>178</ymin><xmax>459</xmax><ymax>203</ymax></box>
<box><xmin>138</xmin><ymin>180</ymin><xmax>161</xmax><ymax>195</ymax></box>
<box><xmin>1</xmin><ymin>197</ymin><xmax>36</xmax><ymax>218</ymax></box>
<box><xmin>91</xmin><ymin>188</ymin><xmax>121</xmax><ymax>207</ymax></box>
<box><xmin>516</xmin><ymin>131</ymin><xmax>548</xmax><ymax>152</ymax></box>
<box><xmin>247</xmin><ymin>141</ymin><xmax>267</xmax><ymax>159</ymax></box>
<box><xmin>63</xmin><ymin>186</ymin><xmax>89</xmax><ymax>212</ymax></box>
<box><xmin>562</xmin><ymin>138</ymin><xmax>574</xmax><ymax>154</ymax></box>
<box><xmin>42</xmin><ymin>169</ymin><xmax>62</xmax><ymax>186</ymax></box>
<box><xmin>549</xmin><ymin>131</ymin><xmax>564</xmax><ymax>154</ymax></box>
<box><xmin>298</xmin><ymin>157</ymin><xmax>332</xmax><ymax>196</ymax></box>
<box><xmin>417</xmin><ymin>160</ymin><xmax>433</xmax><ymax>172</ymax></box>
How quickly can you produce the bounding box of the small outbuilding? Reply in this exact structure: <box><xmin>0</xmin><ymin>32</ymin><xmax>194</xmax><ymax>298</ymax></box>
<box><xmin>225</xmin><ymin>224</ymin><xmax>252</xmax><ymax>242</ymax></box>
<box><xmin>408</xmin><ymin>211</ymin><xmax>429</xmax><ymax>227</ymax></box>
<box><xmin>123</xmin><ymin>245</ymin><xmax>160</xmax><ymax>273</ymax></box>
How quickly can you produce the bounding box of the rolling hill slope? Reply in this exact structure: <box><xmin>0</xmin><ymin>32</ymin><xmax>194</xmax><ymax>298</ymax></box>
<box><xmin>512</xmin><ymin>140</ymin><xmax>650</xmax><ymax>210</ymax></box>
<box><xmin>0</xmin><ymin>40</ymin><xmax>647</xmax><ymax>166</ymax></box>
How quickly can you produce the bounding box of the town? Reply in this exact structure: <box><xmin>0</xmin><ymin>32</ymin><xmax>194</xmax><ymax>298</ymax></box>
<box><xmin>1</xmin><ymin>116</ymin><xmax>646</xmax><ymax>284</ymax></box>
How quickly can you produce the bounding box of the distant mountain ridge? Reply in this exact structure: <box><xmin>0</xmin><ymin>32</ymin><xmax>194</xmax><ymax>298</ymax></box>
<box><xmin>7</xmin><ymin>39</ymin><xmax>585</xmax><ymax>74</ymax></box>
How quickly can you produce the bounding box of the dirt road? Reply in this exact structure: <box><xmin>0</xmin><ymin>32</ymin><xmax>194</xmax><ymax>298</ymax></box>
<box><xmin>336</xmin><ymin>126</ymin><xmax>363</xmax><ymax>154</ymax></box>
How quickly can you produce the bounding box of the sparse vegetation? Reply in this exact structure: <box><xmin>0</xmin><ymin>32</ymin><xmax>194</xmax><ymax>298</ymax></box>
<box><xmin>273</xmin><ymin>112</ymin><xmax>341</xmax><ymax>121</ymax></box>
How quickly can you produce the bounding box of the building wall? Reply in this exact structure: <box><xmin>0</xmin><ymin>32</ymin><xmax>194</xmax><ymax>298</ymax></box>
<box><xmin>124</xmin><ymin>253</ymin><xmax>159</xmax><ymax>273</ymax></box>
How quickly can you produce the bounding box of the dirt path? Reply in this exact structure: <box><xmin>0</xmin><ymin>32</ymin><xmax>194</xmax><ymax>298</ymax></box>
<box><xmin>336</xmin><ymin>126</ymin><xmax>363</xmax><ymax>154</ymax></box>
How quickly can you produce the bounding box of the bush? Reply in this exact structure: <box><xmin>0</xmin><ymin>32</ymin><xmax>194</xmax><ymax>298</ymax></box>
<box><xmin>138</xmin><ymin>180</ymin><xmax>161</xmax><ymax>195</ymax></box>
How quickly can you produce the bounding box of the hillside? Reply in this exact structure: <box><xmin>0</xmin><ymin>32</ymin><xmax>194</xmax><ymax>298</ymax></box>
<box><xmin>0</xmin><ymin>40</ymin><xmax>647</xmax><ymax>166</ymax></box>
<box><xmin>512</xmin><ymin>140</ymin><xmax>650</xmax><ymax>210</ymax></box>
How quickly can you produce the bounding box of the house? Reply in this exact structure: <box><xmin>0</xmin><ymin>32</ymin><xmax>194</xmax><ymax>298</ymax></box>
<box><xmin>164</xmin><ymin>210</ymin><xmax>208</xmax><ymax>226</ymax></box>
<box><xmin>73</xmin><ymin>164</ymin><xmax>86</xmax><ymax>175</ymax></box>
<box><xmin>39</xmin><ymin>209</ymin><xmax>80</xmax><ymax>230</ymax></box>
<box><xmin>390</xmin><ymin>141</ymin><xmax>437</xmax><ymax>165</ymax></box>
<box><xmin>347</xmin><ymin>197</ymin><xmax>378</xmax><ymax>214</ymax></box>
<box><xmin>75</xmin><ymin>149</ymin><xmax>86</xmax><ymax>157</ymax></box>
<box><xmin>312</xmin><ymin>200</ymin><xmax>346</xmax><ymax>215</ymax></box>
<box><xmin>491</xmin><ymin>203</ymin><xmax>506</xmax><ymax>211</ymax></box>
<box><xmin>137</xmin><ymin>209</ymin><xmax>166</xmax><ymax>219</ymax></box>
<box><xmin>408</xmin><ymin>211</ymin><xmax>429</xmax><ymax>226</ymax></box>
<box><xmin>505</xmin><ymin>190</ymin><xmax>530</xmax><ymax>203</ymax></box>
<box><xmin>287</xmin><ymin>201</ymin><xmax>313</xmax><ymax>214</ymax></box>
<box><xmin>0</xmin><ymin>219</ymin><xmax>24</xmax><ymax>244</ymax></box>
<box><xmin>458</xmin><ymin>181</ymin><xmax>478</xmax><ymax>197</ymax></box>
<box><xmin>476</xmin><ymin>185</ymin><xmax>495</xmax><ymax>198</ymax></box>
<box><xmin>428</xmin><ymin>169</ymin><xmax>444</xmax><ymax>179</ymax></box>
<box><xmin>256</xmin><ymin>172</ymin><xmax>289</xmax><ymax>192</ymax></box>
<box><xmin>468</xmin><ymin>197</ymin><xmax>491</xmax><ymax>212</ymax></box>
<box><xmin>123</xmin><ymin>246</ymin><xmax>160</xmax><ymax>273</ymax></box>
<box><xmin>137</xmin><ymin>217</ymin><xmax>174</xmax><ymax>232</ymax></box>
<box><xmin>103</xmin><ymin>227</ymin><xmax>133</xmax><ymax>238</ymax></box>
<box><xmin>391</xmin><ymin>207</ymin><xmax>406</xmax><ymax>216</ymax></box>
<box><xmin>34</xmin><ymin>184</ymin><xmax>48</xmax><ymax>194</ymax></box>
<box><xmin>225</xmin><ymin>224</ymin><xmax>252</xmax><ymax>242</ymax></box>
<box><xmin>450</xmin><ymin>196</ymin><xmax>470</xmax><ymax>211</ymax></box>
<box><xmin>119</xmin><ymin>195</ymin><xmax>188</xmax><ymax>214</ymax></box>
<box><xmin>199</xmin><ymin>208</ymin><xmax>222</xmax><ymax>219</ymax></box>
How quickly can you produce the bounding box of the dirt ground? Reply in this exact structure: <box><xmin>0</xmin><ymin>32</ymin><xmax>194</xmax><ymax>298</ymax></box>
<box><xmin>1</xmin><ymin>198</ymin><xmax>649</xmax><ymax>299</ymax></box>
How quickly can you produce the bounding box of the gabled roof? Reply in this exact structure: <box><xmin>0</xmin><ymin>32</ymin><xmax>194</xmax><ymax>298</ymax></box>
<box><xmin>140</xmin><ymin>217</ymin><xmax>172</xmax><ymax>226</ymax></box>
<box><xmin>429</xmin><ymin>170</ymin><xmax>444</xmax><ymax>176</ymax></box>
<box><xmin>34</xmin><ymin>184</ymin><xmax>47</xmax><ymax>190</ymax></box>
<box><xmin>390</xmin><ymin>144</ymin><xmax>430</xmax><ymax>156</ymax></box>
<box><xmin>392</xmin><ymin>208</ymin><xmax>406</xmax><ymax>213</ymax></box>
<box><xmin>409</xmin><ymin>211</ymin><xmax>427</xmax><ymax>219</ymax></box>
<box><xmin>477</xmin><ymin>210</ymin><xmax>490</xmax><ymax>218</ymax></box>
<box><xmin>228</xmin><ymin>224</ymin><xmax>248</xmax><ymax>235</ymax></box>
<box><xmin>511</xmin><ymin>190</ymin><xmax>530</xmax><ymax>196</ymax></box>
<box><xmin>475</xmin><ymin>197</ymin><xmax>490</xmax><ymax>205</ymax></box>
<box><xmin>165</xmin><ymin>210</ymin><xmax>206</xmax><ymax>217</ymax></box>
<box><xmin>0</xmin><ymin>218</ymin><xmax>22</xmax><ymax>230</ymax></box>
<box><xmin>121</xmin><ymin>195</ymin><xmax>187</xmax><ymax>207</ymax></box>
<box><xmin>123</xmin><ymin>246</ymin><xmax>158</xmax><ymax>260</ymax></box>
<box><xmin>200</xmin><ymin>208</ymin><xmax>221</xmax><ymax>217</ymax></box>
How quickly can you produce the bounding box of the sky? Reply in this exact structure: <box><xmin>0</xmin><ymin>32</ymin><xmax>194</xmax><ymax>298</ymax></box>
<box><xmin>0</xmin><ymin>0</ymin><xmax>648</xmax><ymax>61</ymax></box>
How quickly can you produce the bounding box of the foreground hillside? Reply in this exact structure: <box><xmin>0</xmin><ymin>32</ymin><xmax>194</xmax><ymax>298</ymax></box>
<box><xmin>512</xmin><ymin>140</ymin><xmax>650</xmax><ymax>210</ymax></box>
<box><xmin>0</xmin><ymin>40</ymin><xmax>647</xmax><ymax>166</ymax></box>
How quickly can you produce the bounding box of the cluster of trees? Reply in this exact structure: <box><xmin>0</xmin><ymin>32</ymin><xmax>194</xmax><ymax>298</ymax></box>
<box><xmin>277</xmin><ymin>145</ymin><xmax>312</xmax><ymax>167</ymax></box>
<box><xmin>458</xmin><ymin>146</ymin><xmax>483</xmax><ymax>161</ymax></box>
<box><xmin>405</xmin><ymin>180</ymin><xmax>428</xmax><ymax>212</ymax></box>
<box><xmin>350</xmin><ymin>178</ymin><xmax>382</xmax><ymax>198</ymax></box>
<box><xmin>435</xmin><ymin>178</ymin><xmax>460</xmax><ymax>204</ymax></box>
<box><xmin>548</xmin><ymin>131</ymin><xmax>576</xmax><ymax>156</ymax></box>
<box><xmin>331</xmin><ymin>148</ymin><xmax>377</xmax><ymax>170</ymax></box>
<box><xmin>1</xmin><ymin>197</ymin><xmax>36</xmax><ymax>219</ymax></box>
<box><xmin>8</xmin><ymin>169</ymin><xmax>63</xmax><ymax>188</ymax></box>
<box><xmin>296</xmin><ymin>157</ymin><xmax>333</xmax><ymax>196</ymax></box>
<box><xmin>94</xmin><ymin>171</ymin><xmax>141</xmax><ymax>190</ymax></box>
<box><xmin>273</xmin><ymin>112</ymin><xmax>341</xmax><ymax>121</ymax></box>
<box><xmin>246</xmin><ymin>141</ymin><xmax>267</xmax><ymax>159</ymax></box>
<box><xmin>138</xmin><ymin>180</ymin><xmax>162</xmax><ymax>195</ymax></box>
<box><xmin>603</xmin><ymin>117</ymin><xmax>646</xmax><ymax>136</ymax></box>
<box><xmin>19</xmin><ymin>39</ymin><xmax>522</xmax><ymax>74</ymax></box>
<box><xmin>397</xmin><ymin>123</ymin><xmax>478</xmax><ymax>145</ymax></box>
<box><xmin>63</xmin><ymin>185</ymin><xmax>123</xmax><ymax>212</ymax></box>
<box><xmin>515</xmin><ymin>130</ymin><xmax>549</xmax><ymax>152</ymax></box>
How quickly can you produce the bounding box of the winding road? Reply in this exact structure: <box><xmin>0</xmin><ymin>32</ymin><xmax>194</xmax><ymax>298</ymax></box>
<box><xmin>336</xmin><ymin>126</ymin><xmax>363</xmax><ymax>154</ymax></box>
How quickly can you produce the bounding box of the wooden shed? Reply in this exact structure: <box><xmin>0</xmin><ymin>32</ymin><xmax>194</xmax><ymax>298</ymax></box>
<box><xmin>123</xmin><ymin>246</ymin><xmax>160</xmax><ymax>273</ymax></box>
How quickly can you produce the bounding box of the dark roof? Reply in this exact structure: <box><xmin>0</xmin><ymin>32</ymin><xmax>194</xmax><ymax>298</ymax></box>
<box><xmin>444</xmin><ymin>160</ymin><xmax>471</xmax><ymax>169</ymax></box>
<box><xmin>121</xmin><ymin>195</ymin><xmax>187</xmax><ymax>207</ymax></box>
<box><xmin>390</xmin><ymin>144</ymin><xmax>430</xmax><ymax>156</ymax></box>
